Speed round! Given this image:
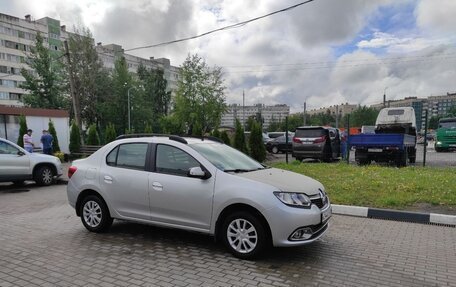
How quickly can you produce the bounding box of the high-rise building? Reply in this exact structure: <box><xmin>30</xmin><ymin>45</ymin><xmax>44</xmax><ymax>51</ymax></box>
<box><xmin>307</xmin><ymin>103</ymin><xmax>357</xmax><ymax>117</ymax></box>
<box><xmin>0</xmin><ymin>13</ymin><xmax>73</xmax><ymax>106</ymax></box>
<box><xmin>220</xmin><ymin>104</ymin><xmax>290</xmax><ymax>130</ymax></box>
<box><xmin>0</xmin><ymin>12</ymin><xmax>181</xmax><ymax>107</ymax></box>
<box><xmin>95</xmin><ymin>43</ymin><xmax>180</xmax><ymax>95</ymax></box>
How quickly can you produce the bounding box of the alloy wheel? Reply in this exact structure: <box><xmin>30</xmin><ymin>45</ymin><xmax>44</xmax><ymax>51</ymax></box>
<box><xmin>83</xmin><ymin>201</ymin><xmax>102</xmax><ymax>228</ymax></box>
<box><xmin>227</xmin><ymin>219</ymin><xmax>258</xmax><ymax>254</ymax></box>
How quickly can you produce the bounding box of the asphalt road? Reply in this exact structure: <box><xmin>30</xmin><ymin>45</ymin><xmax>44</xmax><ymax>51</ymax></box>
<box><xmin>0</xmin><ymin>183</ymin><xmax>455</xmax><ymax>287</ymax></box>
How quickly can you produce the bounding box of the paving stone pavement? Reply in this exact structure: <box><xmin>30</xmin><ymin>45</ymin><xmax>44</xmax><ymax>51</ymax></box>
<box><xmin>0</xmin><ymin>183</ymin><xmax>455</xmax><ymax>287</ymax></box>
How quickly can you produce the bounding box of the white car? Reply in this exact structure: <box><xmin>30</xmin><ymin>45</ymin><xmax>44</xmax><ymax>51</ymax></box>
<box><xmin>0</xmin><ymin>137</ymin><xmax>63</xmax><ymax>185</ymax></box>
<box><xmin>67</xmin><ymin>135</ymin><xmax>331</xmax><ymax>259</ymax></box>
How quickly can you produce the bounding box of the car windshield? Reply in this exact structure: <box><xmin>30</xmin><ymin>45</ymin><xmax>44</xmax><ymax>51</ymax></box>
<box><xmin>189</xmin><ymin>143</ymin><xmax>265</xmax><ymax>172</ymax></box>
<box><xmin>439</xmin><ymin>121</ymin><xmax>456</xmax><ymax>128</ymax></box>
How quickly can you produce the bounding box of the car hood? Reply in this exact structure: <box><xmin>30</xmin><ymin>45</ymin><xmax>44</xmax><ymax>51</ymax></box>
<box><xmin>29</xmin><ymin>153</ymin><xmax>59</xmax><ymax>161</ymax></box>
<box><xmin>235</xmin><ymin>168</ymin><xmax>323</xmax><ymax>195</ymax></box>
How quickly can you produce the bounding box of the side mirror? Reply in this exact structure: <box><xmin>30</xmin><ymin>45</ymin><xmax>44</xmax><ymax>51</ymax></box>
<box><xmin>17</xmin><ymin>151</ymin><xmax>25</xmax><ymax>156</ymax></box>
<box><xmin>188</xmin><ymin>166</ymin><xmax>211</xmax><ymax>180</ymax></box>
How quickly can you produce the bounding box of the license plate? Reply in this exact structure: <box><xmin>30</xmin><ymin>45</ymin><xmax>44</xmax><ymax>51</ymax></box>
<box><xmin>368</xmin><ymin>148</ymin><xmax>383</xmax><ymax>152</ymax></box>
<box><xmin>321</xmin><ymin>206</ymin><xmax>332</xmax><ymax>223</ymax></box>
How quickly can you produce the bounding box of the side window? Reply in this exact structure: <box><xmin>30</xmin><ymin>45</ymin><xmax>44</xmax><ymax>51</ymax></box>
<box><xmin>329</xmin><ymin>130</ymin><xmax>336</xmax><ymax>140</ymax></box>
<box><xmin>106</xmin><ymin>146</ymin><xmax>118</xmax><ymax>166</ymax></box>
<box><xmin>0</xmin><ymin>141</ymin><xmax>19</xmax><ymax>155</ymax></box>
<box><xmin>105</xmin><ymin>143</ymin><xmax>148</xmax><ymax>170</ymax></box>
<box><xmin>156</xmin><ymin>145</ymin><xmax>200</xmax><ymax>176</ymax></box>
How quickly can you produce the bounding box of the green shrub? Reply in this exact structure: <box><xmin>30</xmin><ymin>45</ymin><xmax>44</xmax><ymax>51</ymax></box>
<box><xmin>212</xmin><ymin>128</ymin><xmax>221</xmax><ymax>138</ymax></box>
<box><xmin>48</xmin><ymin>120</ymin><xmax>60</xmax><ymax>152</ymax></box>
<box><xmin>220</xmin><ymin>131</ymin><xmax>231</xmax><ymax>146</ymax></box>
<box><xmin>86</xmin><ymin>124</ymin><xmax>100</xmax><ymax>145</ymax></box>
<box><xmin>104</xmin><ymin>123</ymin><xmax>117</xmax><ymax>143</ymax></box>
<box><xmin>69</xmin><ymin>121</ymin><xmax>81</xmax><ymax>153</ymax></box>
<box><xmin>144</xmin><ymin>123</ymin><xmax>153</xmax><ymax>133</ymax></box>
<box><xmin>17</xmin><ymin>115</ymin><xmax>27</xmax><ymax>147</ymax></box>
<box><xmin>249</xmin><ymin>122</ymin><xmax>266</xmax><ymax>162</ymax></box>
<box><xmin>234</xmin><ymin>119</ymin><xmax>248</xmax><ymax>154</ymax></box>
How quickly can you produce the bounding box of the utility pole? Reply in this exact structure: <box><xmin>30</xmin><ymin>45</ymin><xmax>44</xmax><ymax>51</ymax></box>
<box><xmin>383</xmin><ymin>87</ymin><xmax>388</xmax><ymax>108</ymax></box>
<box><xmin>335</xmin><ymin>105</ymin><xmax>339</xmax><ymax>128</ymax></box>
<box><xmin>64</xmin><ymin>41</ymin><xmax>82</xmax><ymax>140</ymax></box>
<box><xmin>303</xmin><ymin>101</ymin><xmax>307</xmax><ymax>126</ymax></box>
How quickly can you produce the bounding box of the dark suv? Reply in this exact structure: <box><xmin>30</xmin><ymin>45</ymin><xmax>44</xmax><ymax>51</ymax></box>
<box><xmin>292</xmin><ymin>127</ymin><xmax>341</xmax><ymax>162</ymax></box>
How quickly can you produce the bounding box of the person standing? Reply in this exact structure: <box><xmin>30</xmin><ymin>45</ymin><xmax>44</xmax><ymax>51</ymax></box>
<box><xmin>23</xmin><ymin>129</ymin><xmax>34</xmax><ymax>153</ymax></box>
<box><xmin>40</xmin><ymin>130</ymin><xmax>54</xmax><ymax>155</ymax></box>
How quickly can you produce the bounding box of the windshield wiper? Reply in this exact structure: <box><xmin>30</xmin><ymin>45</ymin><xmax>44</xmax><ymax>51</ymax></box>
<box><xmin>224</xmin><ymin>169</ymin><xmax>251</xmax><ymax>173</ymax></box>
<box><xmin>224</xmin><ymin>167</ymin><xmax>265</xmax><ymax>173</ymax></box>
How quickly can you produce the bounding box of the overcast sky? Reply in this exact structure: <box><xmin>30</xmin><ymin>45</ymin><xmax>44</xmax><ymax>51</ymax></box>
<box><xmin>2</xmin><ymin>0</ymin><xmax>456</xmax><ymax>112</ymax></box>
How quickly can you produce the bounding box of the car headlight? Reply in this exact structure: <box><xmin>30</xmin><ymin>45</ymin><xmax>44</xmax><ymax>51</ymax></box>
<box><xmin>436</xmin><ymin>141</ymin><xmax>442</xmax><ymax>145</ymax></box>
<box><xmin>274</xmin><ymin>192</ymin><xmax>311</xmax><ymax>208</ymax></box>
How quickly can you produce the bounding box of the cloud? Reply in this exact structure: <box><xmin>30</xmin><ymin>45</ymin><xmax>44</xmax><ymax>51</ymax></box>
<box><xmin>415</xmin><ymin>0</ymin><xmax>456</xmax><ymax>35</ymax></box>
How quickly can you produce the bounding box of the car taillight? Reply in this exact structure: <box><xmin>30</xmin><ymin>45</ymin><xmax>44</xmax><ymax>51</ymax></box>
<box><xmin>292</xmin><ymin>137</ymin><xmax>301</xmax><ymax>143</ymax></box>
<box><xmin>313</xmin><ymin>135</ymin><xmax>327</xmax><ymax>144</ymax></box>
<box><xmin>68</xmin><ymin>166</ymin><xmax>77</xmax><ymax>179</ymax></box>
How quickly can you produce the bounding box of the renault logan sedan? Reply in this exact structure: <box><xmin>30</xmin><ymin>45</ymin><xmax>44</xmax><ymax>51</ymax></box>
<box><xmin>67</xmin><ymin>135</ymin><xmax>331</xmax><ymax>259</ymax></box>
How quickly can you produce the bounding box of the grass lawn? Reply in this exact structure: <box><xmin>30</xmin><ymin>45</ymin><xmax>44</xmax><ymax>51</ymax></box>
<box><xmin>272</xmin><ymin>162</ymin><xmax>456</xmax><ymax>210</ymax></box>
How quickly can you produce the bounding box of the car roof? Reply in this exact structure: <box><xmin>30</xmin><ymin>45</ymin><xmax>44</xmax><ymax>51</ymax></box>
<box><xmin>113</xmin><ymin>134</ymin><xmax>223</xmax><ymax>145</ymax></box>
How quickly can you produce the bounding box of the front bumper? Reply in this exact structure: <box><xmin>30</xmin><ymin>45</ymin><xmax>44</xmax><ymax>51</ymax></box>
<box><xmin>265</xmin><ymin>201</ymin><xmax>331</xmax><ymax>247</ymax></box>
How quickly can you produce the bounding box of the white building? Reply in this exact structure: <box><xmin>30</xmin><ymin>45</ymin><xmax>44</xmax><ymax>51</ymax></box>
<box><xmin>221</xmin><ymin>104</ymin><xmax>290</xmax><ymax>130</ymax></box>
<box><xmin>0</xmin><ymin>13</ymin><xmax>74</xmax><ymax>106</ymax></box>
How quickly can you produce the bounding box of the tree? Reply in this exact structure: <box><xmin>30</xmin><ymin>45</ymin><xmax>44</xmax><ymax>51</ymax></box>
<box><xmin>65</xmin><ymin>27</ymin><xmax>113</xmax><ymax>134</ymax></box>
<box><xmin>20</xmin><ymin>33</ymin><xmax>68</xmax><ymax>109</ymax></box>
<box><xmin>346</xmin><ymin>106</ymin><xmax>379</xmax><ymax>127</ymax></box>
<box><xmin>220</xmin><ymin>131</ymin><xmax>231</xmax><ymax>146</ymax></box>
<box><xmin>137</xmin><ymin>65</ymin><xmax>171</xmax><ymax>132</ymax></box>
<box><xmin>234</xmin><ymin>119</ymin><xmax>248</xmax><ymax>154</ymax></box>
<box><xmin>249</xmin><ymin>122</ymin><xmax>266</xmax><ymax>162</ymax></box>
<box><xmin>246</xmin><ymin>116</ymin><xmax>257</xmax><ymax>132</ymax></box>
<box><xmin>69</xmin><ymin>121</ymin><xmax>81</xmax><ymax>153</ymax></box>
<box><xmin>428</xmin><ymin>115</ymin><xmax>441</xmax><ymax>130</ymax></box>
<box><xmin>17</xmin><ymin>115</ymin><xmax>28</xmax><ymax>147</ymax></box>
<box><xmin>86</xmin><ymin>124</ymin><xmax>100</xmax><ymax>145</ymax></box>
<box><xmin>173</xmin><ymin>54</ymin><xmax>226</xmax><ymax>135</ymax></box>
<box><xmin>48</xmin><ymin>120</ymin><xmax>60</xmax><ymax>152</ymax></box>
<box><xmin>160</xmin><ymin>114</ymin><xmax>184</xmax><ymax>135</ymax></box>
<box><xmin>104</xmin><ymin>123</ymin><xmax>117</xmax><ymax>143</ymax></box>
<box><xmin>446</xmin><ymin>106</ymin><xmax>456</xmax><ymax>117</ymax></box>
<box><xmin>279</xmin><ymin>113</ymin><xmax>304</xmax><ymax>131</ymax></box>
<box><xmin>100</xmin><ymin>57</ymin><xmax>134</xmax><ymax>135</ymax></box>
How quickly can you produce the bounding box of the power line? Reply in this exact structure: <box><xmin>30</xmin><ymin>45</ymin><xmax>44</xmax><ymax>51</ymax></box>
<box><xmin>124</xmin><ymin>0</ymin><xmax>316</xmax><ymax>52</ymax></box>
<box><xmin>223</xmin><ymin>54</ymin><xmax>456</xmax><ymax>74</ymax></box>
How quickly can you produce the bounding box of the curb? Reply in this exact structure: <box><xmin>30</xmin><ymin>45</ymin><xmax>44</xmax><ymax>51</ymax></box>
<box><xmin>332</xmin><ymin>204</ymin><xmax>456</xmax><ymax>226</ymax></box>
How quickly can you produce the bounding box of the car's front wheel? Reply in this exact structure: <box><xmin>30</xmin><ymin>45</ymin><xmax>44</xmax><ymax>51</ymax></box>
<box><xmin>80</xmin><ymin>195</ymin><xmax>113</xmax><ymax>233</ymax></box>
<box><xmin>34</xmin><ymin>165</ymin><xmax>54</xmax><ymax>186</ymax></box>
<box><xmin>222</xmin><ymin>211</ymin><xmax>268</xmax><ymax>259</ymax></box>
<box><xmin>272</xmin><ymin>146</ymin><xmax>279</xmax><ymax>154</ymax></box>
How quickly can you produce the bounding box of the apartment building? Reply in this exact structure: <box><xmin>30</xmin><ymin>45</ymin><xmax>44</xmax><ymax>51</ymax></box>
<box><xmin>0</xmin><ymin>13</ymin><xmax>74</xmax><ymax>106</ymax></box>
<box><xmin>307</xmin><ymin>103</ymin><xmax>357</xmax><ymax>117</ymax></box>
<box><xmin>95</xmin><ymin>43</ymin><xmax>179</xmax><ymax>95</ymax></box>
<box><xmin>220</xmin><ymin>104</ymin><xmax>290</xmax><ymax>130</ymax></box>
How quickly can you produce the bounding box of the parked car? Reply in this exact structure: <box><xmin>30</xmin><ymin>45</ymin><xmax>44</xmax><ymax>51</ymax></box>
<box><xmin>67</xmin><ymin>135</ymin><xmax>331</xmax><ymax>259</ymax></box>
<box><xmin>0</xmin><ymin>137</ymin><xmax>63</xmax><ymax>185</ymax></box>
<box><xmin>266</xmin><ymin>135</ymin><xmax>293</xmax><ymax>154</ymax></box>
<box><xmin>267</xmin><ymin>131</ymin><xmax>294</xmax><ymax>139</ymax></box>
<box><xmin>292</xmin><ymin>127</ymin><xmax>341</xmax><ymax>162</ymax></box>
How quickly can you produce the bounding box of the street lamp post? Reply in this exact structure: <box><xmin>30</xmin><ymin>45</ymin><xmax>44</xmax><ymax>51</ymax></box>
<box><xmin>127</xmin><ymin>87</ymin><xmax>134</xmax><ymax>132</ymax></box>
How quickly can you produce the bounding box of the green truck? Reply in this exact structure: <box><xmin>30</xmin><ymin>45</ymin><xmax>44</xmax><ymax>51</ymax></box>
<box><xmin>435</xmin><ymin>117</ymin><xmax>456</xmax><ymax>152</ymax></box>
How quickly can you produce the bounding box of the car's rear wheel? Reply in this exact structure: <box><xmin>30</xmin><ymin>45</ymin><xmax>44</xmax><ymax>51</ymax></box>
<box><xmin>34</xmin><ymin>166</ymin><xmax>54</xmax><ymax>186</ymax></box>
<box><xmin>222</xmin><ymin>211</ymin><xmax>268</xmax><ymax>259</ymax></box>
<box><xmin>80</xmin><ymin>195</ymin><xmax>113</xmax><ymax>233</ymax></box>
<box><xmin>272</xmin><ymin>146</ymin><xmax>279</xmax><ymax>154</ymax></box>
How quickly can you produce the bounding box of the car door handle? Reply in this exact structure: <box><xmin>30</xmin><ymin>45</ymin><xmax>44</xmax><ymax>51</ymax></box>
<box><xmin>152</xmin><ymin>182</ymin><xmax>163</xmax><ymax>191</ymax></box>
<box><xmin>104</xmin><ymin>175</ymin><xmax>113</xmax><ymax>183</ymax></box>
